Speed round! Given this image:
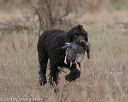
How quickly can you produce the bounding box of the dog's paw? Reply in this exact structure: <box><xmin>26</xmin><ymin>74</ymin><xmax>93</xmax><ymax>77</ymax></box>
<box><xmin>39</xmin><ymin>77</ymin><xmax>47</xmax><ymax>86</ymax></box>
<box><xmin>65</xmin><ymin>69</ymin><xmax>81</xmax><ymax>82</ymax></box>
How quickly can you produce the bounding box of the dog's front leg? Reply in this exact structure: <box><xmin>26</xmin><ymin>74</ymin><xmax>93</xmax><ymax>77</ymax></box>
<box><xmin>65</xmin><ymin>63</ymin><xmax>81</xmax><ymax>82</ymax></box>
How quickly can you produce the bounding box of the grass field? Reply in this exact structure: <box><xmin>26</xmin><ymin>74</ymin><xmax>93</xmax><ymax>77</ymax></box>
<box><xmin>0</xmin><ymin>12</ymin><xmax>128</xmax><ymax>102</ymax></box>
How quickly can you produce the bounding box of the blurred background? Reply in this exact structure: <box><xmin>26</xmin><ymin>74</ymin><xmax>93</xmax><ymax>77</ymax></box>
<box><xmin>0</xmin><ymin>0</ymin><xmax>128</xmax><ymax>31</ymax></box>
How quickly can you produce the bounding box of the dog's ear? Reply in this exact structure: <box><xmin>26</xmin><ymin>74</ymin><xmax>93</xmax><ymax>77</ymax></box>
<box><xmin>66</xmin><ymin>29</ymin><xmax>75</xmax><ymax>42</ymax></box>
<box><xmin>65</xmin><ymin>32</ymin><xmax>72</xmax><ymax>42</ymax></box>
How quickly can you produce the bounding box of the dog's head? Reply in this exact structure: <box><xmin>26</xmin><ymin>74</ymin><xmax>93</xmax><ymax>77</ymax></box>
<box><xmin>66</xmin><ymin>25</ymin><xmax>90</xmax><ymax>59</ymax></box>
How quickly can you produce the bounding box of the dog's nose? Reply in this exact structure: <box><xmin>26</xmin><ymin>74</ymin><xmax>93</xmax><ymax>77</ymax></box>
<box><xmin>85</xmin><ymin>42</ymin><xmax>90</xmax><ymax>48</ymax></box>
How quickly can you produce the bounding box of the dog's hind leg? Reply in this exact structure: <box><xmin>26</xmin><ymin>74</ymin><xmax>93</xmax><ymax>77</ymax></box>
<box><xmin>38</xmin><ymin>51</ymin><xmax>48</xmax><ymax>86</ymax></box>
<box><xmin>49</xmin><ymin>60</ymin><xmax>59</xmax><ymax>86</ymax></box>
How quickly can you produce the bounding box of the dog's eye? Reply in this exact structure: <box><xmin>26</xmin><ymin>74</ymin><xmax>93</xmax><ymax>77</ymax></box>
<box><xmin>82</xmin><ymin>35</ymin><xmax>88</xmax><ymax>41</ymax></box>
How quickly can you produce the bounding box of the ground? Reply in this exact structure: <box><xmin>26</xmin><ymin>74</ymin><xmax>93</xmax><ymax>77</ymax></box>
<box><xmin>0</xmin><ymin>10</ymin><xmax>128</xmax><ymax>102</ymax></box>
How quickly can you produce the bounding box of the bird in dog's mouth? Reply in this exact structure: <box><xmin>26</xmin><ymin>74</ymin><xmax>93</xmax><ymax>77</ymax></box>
<box><xmin>62</xmin><ymin>42</ymin><xmax>90</xmax><ymax>70</ymax></box>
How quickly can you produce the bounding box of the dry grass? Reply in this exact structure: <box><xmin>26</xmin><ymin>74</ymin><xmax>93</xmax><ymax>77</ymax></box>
<box><xmin>0</xmin><ymin>12</ymin><xmax>128</xmax><ymax>102</ymax></box>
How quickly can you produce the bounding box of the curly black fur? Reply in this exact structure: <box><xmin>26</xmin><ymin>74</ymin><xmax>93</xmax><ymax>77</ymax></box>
<box><xmin>37</xmin><ymin>25</ymin><xmax>89</xmax><ymax>86</ymax></box>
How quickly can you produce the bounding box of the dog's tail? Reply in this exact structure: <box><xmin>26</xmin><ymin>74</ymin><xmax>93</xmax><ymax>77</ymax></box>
<box><xmin>37</xmin><ymin>23</ymin><xmax>44</xmax><ymax>37</ymax></box>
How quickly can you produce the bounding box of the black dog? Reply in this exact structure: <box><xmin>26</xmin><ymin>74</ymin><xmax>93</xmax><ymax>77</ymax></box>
<box><xmin>37</xmin><ymin>25</ymin><xmax>90</xmax><ymax>86</ymax></box>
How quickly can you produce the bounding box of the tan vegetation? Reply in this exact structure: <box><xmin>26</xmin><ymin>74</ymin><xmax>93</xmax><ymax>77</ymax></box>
<box><xmin>0</xmin><ymin>0</ymin><xmax>128</xmax><ymax>102</ymax></box>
